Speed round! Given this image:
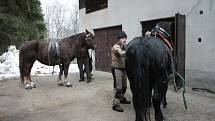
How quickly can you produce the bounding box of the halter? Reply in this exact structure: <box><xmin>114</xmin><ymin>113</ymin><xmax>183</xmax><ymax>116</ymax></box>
<box><xmin>85</xmin><ymin>33</ymin><xmax>91</xmax><ymax>45</ymax></box>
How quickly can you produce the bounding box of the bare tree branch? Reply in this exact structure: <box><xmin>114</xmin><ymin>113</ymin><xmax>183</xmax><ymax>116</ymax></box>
<box><xmin>43</xmin><ymin>0</ymin><xmax>79</xmax><ymax>41</ymax></box>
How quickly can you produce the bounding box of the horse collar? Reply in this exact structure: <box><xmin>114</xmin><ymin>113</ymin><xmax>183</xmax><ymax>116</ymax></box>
<box><xmin>155</xmin><ymin>25</ymin><xmax>170</xmax><ymax>38</ymax></box>
<box><xmin>157</xmin><ymin>33</ymin><xmax>174</xmax><ymax>51</ymax></box>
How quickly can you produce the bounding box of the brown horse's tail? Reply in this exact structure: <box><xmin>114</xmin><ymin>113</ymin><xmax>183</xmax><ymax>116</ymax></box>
<box><xmin>19</xmin><ymin>40</ymin><xmax>40</xmax><ymax>85</ymax></box>
<box><xmin>19</xmin><ymin>46</ymin><xmax>24</xmax><ymax>85</ymax></box>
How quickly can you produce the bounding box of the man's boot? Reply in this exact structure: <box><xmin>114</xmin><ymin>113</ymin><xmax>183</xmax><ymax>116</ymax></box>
<box><xmin>79</xmin><ymin>78</ymin><xmax>84</xmax><ymax>82</ymax></box>
<box><xmin>120</xmin><ymin>97</ymin><xmax>131</xmax><ymax>104</ymax></box>
<box><xmin>86</xmin><ymin>78</ymin><xmax>91</xmax><ymax>83</ymax></box>
<box><xmin>112</xmin><ymin>105</ymin><xmax>124</xmax><ymax>112</ymax></box>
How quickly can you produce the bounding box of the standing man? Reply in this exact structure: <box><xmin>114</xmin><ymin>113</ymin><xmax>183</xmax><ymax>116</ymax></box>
<box><xmin>111</xmin><ymin>31</ymin><xmax>131</xmax><ymax>112</ymax></box>
<box><xmin>76</xmin><ymin>46</ymin><xmax>91</xmax><ymax>83</ymax></box>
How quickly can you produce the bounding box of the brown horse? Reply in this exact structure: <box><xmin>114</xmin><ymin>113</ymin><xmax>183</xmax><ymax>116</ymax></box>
<box><xmin>19</xmin><ymin>30</ymin><xmax>96</xmax><ymax>90</ymax></box>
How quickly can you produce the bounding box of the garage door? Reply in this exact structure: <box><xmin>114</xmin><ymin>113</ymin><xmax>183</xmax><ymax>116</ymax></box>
<box><xmin>94</xmin><ymin>26</ymin><xmax>122</xmax><ymax>72</ymax></box>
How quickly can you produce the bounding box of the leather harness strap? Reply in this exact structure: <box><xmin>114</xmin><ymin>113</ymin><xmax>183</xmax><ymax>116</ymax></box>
<box><xmin>48</xmin><ymin>41</ymin><xmax>61</xmax><ymax>74</ymax></box>
<box><xmin>157</xmin><ymin>33</ymin><xmax>174</xmax><ymax>51</ymax></box>
<box><xmin>55</xmin><ymin>42</ymin><xmax>60</xmax><ymax>58</ymax></box>
<box><xmin>48</xmin><ymin>42</ymin><xmax>61</xmax><ymax>65</ymax></box>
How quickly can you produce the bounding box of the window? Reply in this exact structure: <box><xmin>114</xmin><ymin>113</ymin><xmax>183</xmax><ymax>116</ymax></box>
<box><xmin>86</xmin><ymin>0</ymin><xmax>107</xmax><ymax>14</ymax></box>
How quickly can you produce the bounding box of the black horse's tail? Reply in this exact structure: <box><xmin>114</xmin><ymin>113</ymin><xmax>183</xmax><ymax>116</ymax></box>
<box><xmin>132</xmin><ymin>50</ymin><xmax>151</xmax><ymax>121</ymax></box>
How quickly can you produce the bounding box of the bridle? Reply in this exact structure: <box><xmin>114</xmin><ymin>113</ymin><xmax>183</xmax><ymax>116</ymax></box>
<box><xmin>85</xmin><ymin>33</ymin><xmax>96</xmax><ymax>50</ymax></box>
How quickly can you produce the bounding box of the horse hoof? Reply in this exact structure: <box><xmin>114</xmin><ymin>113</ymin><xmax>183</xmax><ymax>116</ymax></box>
<box><xmin>32</xmin><ymin>85</ymin><xmax>36</xmax><ymax>88</ymax></box>
<box><xmin>66</xmin><ymin>84</ymin><xmax>72</xmax><ymax>87</ymax></box>
<box><xmin>25</xmin><ymin>84</ymin><xmax>32</xmax><ymax>90</ymax></box>
<box><xmin>147</xmin><ymin>104</ymin><xmax>152</xmax><ymax>108</ymax></box>
<box><xmin>30</xmin><ymin>82</ymin><xmax>36</xmax><ymax>88</ymax></box>
<box><xmin>65</xmin><ymin>82</ymin><xmax>72</xmax><ymax>87</ymax></box>
<box><xmin>66</xmin><ymin>83</ymin><xmax>72</xmax><ymax>87</ymax></box>
<box><xmin>163</xmin><ymin>103</ymin><xmax>167</xmax><ymax>108</ymax></box>
<box><xmin>58</xmin><ymin>82</ymin><xmax>64</xmax><ymax>86</ymax></box>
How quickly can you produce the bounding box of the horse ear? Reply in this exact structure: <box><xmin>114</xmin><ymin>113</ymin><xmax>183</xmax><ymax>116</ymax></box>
<box><xmin>86</xmin><ymin>29</ymin><xmax>90</xmax><ymax>34</ymax></box>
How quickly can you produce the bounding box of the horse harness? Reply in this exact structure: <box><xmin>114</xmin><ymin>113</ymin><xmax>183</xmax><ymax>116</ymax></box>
<box><xmin>151</xmin><ymin>24</ymin><xmax>175</xmax><ymax>85</ymax></box>
<box><xmin>151</xmin><ymin>24</ymin><xmax>174</xmax><ymax>51</ymax></box>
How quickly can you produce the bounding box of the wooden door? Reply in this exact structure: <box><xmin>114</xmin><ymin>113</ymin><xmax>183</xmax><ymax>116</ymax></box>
<box><xmin>94</xmin><ymin>26</ymin><xmax>122</xmax><ymax>72</ymax></box>
<box><xmin>175</xmin><ymin>13</ymin><xmax>186</xmax><ymax>78</ymax></box>
<box><xmin>94</xmin><ymin>29</ymin><xmax>108</xmax><ymax>72</ymax></box>
<box><xmin>175</xmin><ymin>13</ymin><xmax>186</xmax><ymax>88</ymax></box>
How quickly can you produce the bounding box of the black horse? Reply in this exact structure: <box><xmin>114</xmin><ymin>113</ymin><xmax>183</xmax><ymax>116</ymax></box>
<box><xmin>125</xmin><ymin>22</ymin><xmax>173</xmax><ymax>121</ymax></box>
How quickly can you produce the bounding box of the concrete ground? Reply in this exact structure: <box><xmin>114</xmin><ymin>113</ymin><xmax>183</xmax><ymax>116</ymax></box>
<box><xmin>0</xmin><ymin>71</ymin><xmax>214</xmax><ymax>121</ymax></box>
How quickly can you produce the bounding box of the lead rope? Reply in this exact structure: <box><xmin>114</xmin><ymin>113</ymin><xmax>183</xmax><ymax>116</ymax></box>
<box><xmin>153</xmin><ymin>27</ymin><xmax>188</xmax><ymax>109</ymax></box>
<box><xmin>176</xmin><ymin>71</ymin><xmax>188</xmax><ymax>109</ymax></box>
<box><xmin>91</xmin><ymin>50</ymin><xmax>96</xmax><ymax>75</ymax></box>
<box><xmin>167</xmin><ymin>47</ymin><xmax>188</xmax><ymax>109</ymax></box>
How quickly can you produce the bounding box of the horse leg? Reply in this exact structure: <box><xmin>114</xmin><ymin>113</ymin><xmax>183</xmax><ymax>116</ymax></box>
<box><xmin>28</xmin><ymin>61</ymin><xmax>36</xmax><ymax>88</ymax></box>
<box><xmin>58</xmin><ymin>63</ymin><xmax>64</xmax><ymax>86</ymax></box>
<box><xmin>20</xmin><ymin>73</ymin><xmax>24</xmax><ymax>85</ymax></box>
<box><xmin>23</xmin><ymin>63</ymin><xmax>35</xmax><ymax>90</ymax></box>
<box><xmin>19</xmin><ymin>61</ymin><xmax>26</xmax><ymax>85</ymax></box>
<box><xmin>153</xmin><ymin>84</ymin><xmax>164</xmax><ymax>121</ymax></box>
<box><xmin>29</xmin><ymin>74</ymin><xmax>36</xmax><ymax>88</ymax></box>
<box><xmin>25</xmin><ymin>75</ymin><xmax>34</xmax><ymax>90</ymax></box>
<box><xmin>63</xmin><ymin>62</ymin><xmax>72</xmax><ymax>87</ymax></box>
<box><xmin>148</xmin><ymin>85</ymin><xmax>153</xmax><ymax>107</ymax></box>
<box><xmin>162</xmin><ymin>84</ymin><xmax>168</xmax><ymax>108</ymax></box>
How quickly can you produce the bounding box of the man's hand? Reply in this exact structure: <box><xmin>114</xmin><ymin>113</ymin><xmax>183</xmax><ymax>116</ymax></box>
<box><xmin>121</xmin><ymin>44</ymin><xmax>127</xmax><ymax>51</ymax></box>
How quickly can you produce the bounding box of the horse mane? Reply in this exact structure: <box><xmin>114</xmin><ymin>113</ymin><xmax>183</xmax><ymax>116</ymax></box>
<box><xmin>127</xmin><ymin>36</ymin><xmax>146</xmax><ymax>48</ymax></box>
<box><xmin>60</xmin><ymin>32</ymin><xmax>85</xmax><ymax>44</ymax></box>
<box><xmin>68</xmin><ymin>32</ymin><xmax>84</xmax><ymax>39</ymax></box>
<box><xmin>63</xmin><ymin>33</ymin><xmax>84</xmax><ymax>40</ymax></box>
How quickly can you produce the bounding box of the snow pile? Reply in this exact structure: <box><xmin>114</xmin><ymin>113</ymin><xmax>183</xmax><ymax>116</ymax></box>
<box><xmin>31</xmin><ymin>61</ymin><xmax>79</xmax><ymax>75</ymax></box>
<box><xmin>0</xmin><ymin>45</ymin><xmax>20</xmax><ymax>79</ymax></box>
<box><xmin>0</xmin><ymin>45</ymin><xmax>79</xmax><ymax>80</ymax></box>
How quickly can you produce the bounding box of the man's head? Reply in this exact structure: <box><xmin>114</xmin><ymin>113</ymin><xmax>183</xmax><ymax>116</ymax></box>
<box><xmin>117</xmin><ymin>31</ymin><xmax>127</xmax><ymax>45</ymax></box>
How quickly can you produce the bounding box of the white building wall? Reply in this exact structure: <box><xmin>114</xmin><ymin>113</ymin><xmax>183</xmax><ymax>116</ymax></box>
<box><xmin>79</xmin><ymin>0</ymin><xmax>215</xmax><ymax>91</ymax></box>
